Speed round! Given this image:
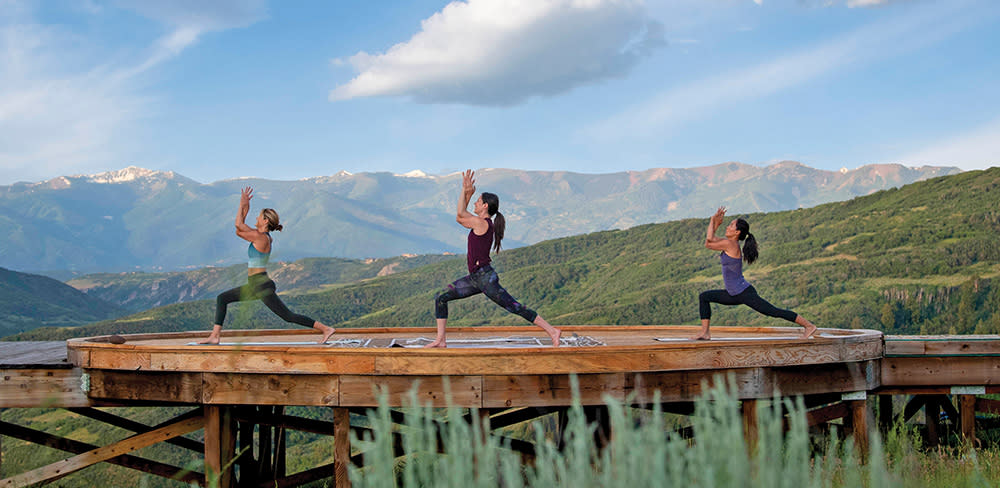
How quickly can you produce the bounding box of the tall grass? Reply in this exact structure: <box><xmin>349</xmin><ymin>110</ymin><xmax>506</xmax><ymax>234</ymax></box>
<box><xmin>345</xmin><ymin>376</ymin><xmax>994</xmax><ymax>488</ymax></box>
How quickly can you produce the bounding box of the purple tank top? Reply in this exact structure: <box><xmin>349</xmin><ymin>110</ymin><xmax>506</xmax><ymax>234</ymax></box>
<box><xmin>467</xmin><ymin>218</ymin><xmax>493</xmax><ymax>273</ymax></box>
<box><xmin>720</xmin><ymin>252</ymin><xmax>751</xmax><ymax>296</ymax></box>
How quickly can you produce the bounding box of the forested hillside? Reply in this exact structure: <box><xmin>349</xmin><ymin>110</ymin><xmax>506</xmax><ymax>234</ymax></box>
<box><xmin>7</xmin><ymin>167</ymin><xmax>999</xmax><ymax>341</ymax></box>
<box><xmin>0</xmin><ymin>267</ymin><xmax>122</xmax><ymax>335</ymax></box>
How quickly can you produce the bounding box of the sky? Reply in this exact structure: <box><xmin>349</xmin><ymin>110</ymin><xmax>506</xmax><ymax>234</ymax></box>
<box><xmin>1</xmin><ymin>0</ymin><xmax>998</xmax><ymax>185</ymax></box>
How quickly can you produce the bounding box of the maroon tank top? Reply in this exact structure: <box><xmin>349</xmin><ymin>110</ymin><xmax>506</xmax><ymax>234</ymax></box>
<box><xmin>467</xmin><ymin>218</ymin><xmax>493</xmax><ymax>273</ymax></box>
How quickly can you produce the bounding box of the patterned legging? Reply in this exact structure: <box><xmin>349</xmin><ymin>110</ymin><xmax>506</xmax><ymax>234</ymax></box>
<box><xmin>215</xmin><ymin>273</ymin><xmax>316</xmax><ymax>328</ymax></box>
<box><xmin>699</xmin><ymin>285</ymin><xmax>798</xmax><ymax>322</ymax></box>
<box><xmin>434</xmin><ymin>265</ymin><xmax>538</xmax><ymax>323</ymax></box>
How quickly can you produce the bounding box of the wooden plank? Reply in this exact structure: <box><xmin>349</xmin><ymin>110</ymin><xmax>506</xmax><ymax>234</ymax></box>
<box><xmin>149</xmin><ymin>351</ymin><xmax>375</xmax><ymax>375</ymax></box>
<box><xmin>202</xmin><ymin>373</ymin><xmax>339</xmax><ymax>406</ymax></box>
<box><xmin>883</xmin><ymin>340</ymin><xmax>926</xmax><ymax>356</ymax></box>
<box><xmin>86</xmin><ymin>370</ymin><xmax>202</xmax><ymax>403</ymax></box>
<box><xmin>333</xmin><ymin>407</ymin><xmax>351</xmax><ymax>488</ymax></box>
<box><xmin>340</xmin><ymin>375</ymin><xmax>482</xmax><ymax>407</ymax></box>
<box><xmin>482</xmin><ymin>374</ymin><xmax>624</xmax><ymax>408</ymax></box>
<box><xmin>0</xmin><ymin>368</ymin><xmax>91</xmax><ymax>408</ymax></box>
<box><xmin>0</xmin><ymin>420</ymin><xmax>203</xmax><ymax>485</ymax></box>
<box><xmin>0</xmin><ymin>342</ymin><xmax>71</xmax><ymax>368</ymax></box>
<box><xmin>626</xmin><ymin>369</ymin><xmax>760</xmax><ymax>403</ymax></box>
<box><xmin>0</xmin><ymin>413</ymin><xmax>204</xmax><ymax>488</ymax></box>
<box><xmin>885</xmin><ymin>336</ymin><xmax>1000</xmax><ymax>357</ymax></box>
<box><xmin>881</xmin><ymin>357</ymin><xmax>1000</xmax><ymax>386</ymax></box>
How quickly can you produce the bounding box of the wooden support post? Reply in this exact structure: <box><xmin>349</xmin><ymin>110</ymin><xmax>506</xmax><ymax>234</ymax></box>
<box><xmin>205</xmin><ymin>406</ymin><xmax>235</xmax><ymax>488</ymax></box>
<box><xmin>842</xmin><ymin>392</ymin><xmax>868</xmax><ymax>460</ymax></box>
<box><xmin>333</xmin><ymin>407</ymin><xmax>351</xmax><ymax>488</ymax></box>
<box><xmin>741</xmin><ymin>399</ymin><xmax>758</xmax><ymax>454</ymax></box>
<box><xmin>959</xmin><ymin>395</ymin><xmax>976</xmax><ymax>446</ymax></box>
<box><xmin>878</xmin><ymin>395</ymin><xmax>893</xmax><ymax>434</ymax></box>
<box><xmin>925</xmin><ymin>398</ymin><xmax>940</xmax><ymax>446</ymax></box>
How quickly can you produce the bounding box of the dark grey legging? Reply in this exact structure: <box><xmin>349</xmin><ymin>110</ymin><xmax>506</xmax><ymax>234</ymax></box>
<box><xmin>434</xmin><ymin>265</ymin><xmax>538</xmax><ymax>323</ymax></box>
<box><xmin>215</xmin><ymin>273</ymin><xmax>315</xmax><ymax>327</ymax></box>
<box><xmin>699</xmin><ymin>285</ymin><xmax>798</xmax><ymax>322</ymax></box>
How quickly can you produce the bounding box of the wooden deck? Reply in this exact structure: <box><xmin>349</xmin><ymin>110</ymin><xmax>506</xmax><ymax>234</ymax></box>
<box><xmin>3</xmin><ymin>328</ymin><xmax>1000</xmax><ymax>488</ymax></box>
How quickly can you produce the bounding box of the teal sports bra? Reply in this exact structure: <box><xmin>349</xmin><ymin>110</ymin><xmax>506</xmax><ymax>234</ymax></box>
<box><xmin>248</xmin><ymin>235</ymin><xmax>271</xmax><ymax>268</ymax></box>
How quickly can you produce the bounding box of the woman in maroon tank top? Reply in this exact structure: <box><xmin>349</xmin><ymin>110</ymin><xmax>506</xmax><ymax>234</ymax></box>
<box><xmin>425</xmin><ymin>170</ymin><xmax>562</xmax><ymax>348</ymax></box>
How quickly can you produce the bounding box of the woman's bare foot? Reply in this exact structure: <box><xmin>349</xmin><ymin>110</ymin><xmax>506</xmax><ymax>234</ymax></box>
<box><xmin>315</xmin><ymin>322</ymin><xmax>336</xmax><ymax>344</ymax></box>
<box><xmin>424</xmin><ymin>337</ymin><xmax>447</xmax><ymax>348</ymax></box>
<box><xmin>691</xmin><ymin>320</ymin><xmax>711</xmax><ymax>340</ymax></box>
<box><xmin>796</xmin><ymin>316</ymin><xmax>818</xmax><ymax>339</ymax></box>
<box><xmin>532</xmin><ymin>316</ymin><xmax>561</xmax><ymax>347</ymax></box>
<box><xmin>197</xmin><ymin>325</ymin><xmax>223</xmax><ymax>345</ymax></box>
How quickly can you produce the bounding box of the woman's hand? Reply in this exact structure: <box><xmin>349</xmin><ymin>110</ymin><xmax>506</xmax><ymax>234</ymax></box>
<box><xmin>462</xmin><ymin>170</ymin><xmax>476</xmax><ymax>197</ymax></box>
<box><xmin>240</xmin><ymin>187</ymin><xmax>254</xmax><ymax>206</ymax></box>
<box><xmin>711</xmin><ymin>206</ymin><xmax>726</xmax><ymax>225</ymax></box>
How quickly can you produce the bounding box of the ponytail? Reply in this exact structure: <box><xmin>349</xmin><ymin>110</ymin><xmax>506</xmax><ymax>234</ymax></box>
<box><xmin>480</xmin><ymin>192</ymin><xmax>504</xmax><ymax>253</ymax></box>
<box><xmin>493</xmin><ymin>212</ymin><xmax>505</xmax><ymax>253</ymax></box>
<box><xmin>742</xmin><ymin>233</ymin><xmax>758</xmax><ymax>265</ymax></box>
<box><xmin>735</xmin><ymin>218</ymin><xmax>758</xmax><ymax>265</ymax></box>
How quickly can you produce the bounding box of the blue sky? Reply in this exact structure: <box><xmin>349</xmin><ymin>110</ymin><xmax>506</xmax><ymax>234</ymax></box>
<box><xmin>1</xmin><ymin>0</ymin><xmax>998</xmax><ymax>185</ymax></box>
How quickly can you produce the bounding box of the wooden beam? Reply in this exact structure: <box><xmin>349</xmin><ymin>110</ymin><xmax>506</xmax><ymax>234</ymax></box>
<box><xmin>878</xmin><ymin>395</ymin><xmax>893</xmax><ymax>434</ymax></box>
<box><xmin>67</xmin><ymin>407</ymin><xmax>203</xmax><ymax>452</ymax></box>
<box><xmin>0</xmin><ymin>420</ymin><xmax>203</xmax><ymax>485</ymax></box>
<box><xmin>0</xmin><ymin>368</ymin><xmax>92</xmax><ymax>408</ymax></box>
<box><xmin>742</xmin><ymin>399</ymin><xmax>758</xmax><ymax>454</ymax></box>
<box><xmin>333</xmin><ymin>407</ymin><xmax>351</xmax><ymax>488</ymax></box>
<box><xmin>848</xmin><ymin>399</ymin><xmax>869</xmax><ymax>459</ymax></box>
<box><xmin>959</xmin><ymin>395</ymin><xmax>976</xmax><ymax>446</ymax></box>
<box><xmin>0</xmin><ymin>413</ymin><xmax>204</xmax><ymax>487</ymax></box>
<box><xmin>805</xmin><ymin>402</ymin><xmax>851</xmax><ymax>427</ymax></box>
<box><xmin>975</xmin><ymin>397</ymin><xmax>1000</xmax><ymax>415</ymax></box>
<box><xmin>882</xmin><ymin>357</ymin><xmax>1000</xmax><ymax>387</ymax></box>
<box><xmin>204</xmin><ymin>406</ymin><xmax>235</xmax><ymax>488</ymax></box>
<box><xmin>258</xmin><ymin>462</ymin><xmax>336</xmax><ymax>488</ymax></box>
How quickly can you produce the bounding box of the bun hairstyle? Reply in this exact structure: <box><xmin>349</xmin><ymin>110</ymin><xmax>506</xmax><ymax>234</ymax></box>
<box><xmin>735</xmin><ymin>218</ymin><xmax>758</xmax><ymax>265</ymax></box>
<box><xmin>261</xmin><ymin>208</ymin><xmax>283</xmax><ymax>232</ymax></box>
<box><xmin>480</xmin><ymin>192</ymin><xmax>505</xmax><ymax>252</ymax></box>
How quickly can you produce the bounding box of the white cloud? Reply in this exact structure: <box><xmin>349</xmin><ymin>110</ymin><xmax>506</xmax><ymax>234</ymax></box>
<box><xmin>583</xmin><ymin>1</ymin><xmax>975</xmax><ymax>142</ymax></box>
<box><xmin>0</xmin><ymin>1</ymin><xmax>266</xmax><ymax>184</ymax></box>
<box><xmin>330</xmin><ymin>0</ymin><xmax>665</xmax><ymax>106</ymax></box>
<box><xmin>847</xmin><ymin>0</ymin><xmax>891</xmax><ymax>7</ymax></box>
<box><xmin>898</xmin><ymin>117</ymin><xmax>1000</xmax><ymax>170</ymax></box>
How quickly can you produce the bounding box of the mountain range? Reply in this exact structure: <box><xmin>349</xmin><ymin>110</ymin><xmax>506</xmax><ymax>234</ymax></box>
<box><xmin>0</xmin><ymin>163</ymin><xmax>959</xmax><ymax>274</ymax></box>
<box><xmin>10</xmin><ymin>167</ymin><xmax>997</xmax><ymax>342</ymax></box>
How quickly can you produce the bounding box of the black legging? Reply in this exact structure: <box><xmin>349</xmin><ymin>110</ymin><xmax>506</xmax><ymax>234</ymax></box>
<box><xmin>434</xmin><ymin>265</ymin><xmax>538</xmax><ymax>323</ymax></box>
<box><xmin>215</xmin><ymin>273</ymin><xmax>315</xmax><ymax>327</ymax></box>
<box><xmin>699</xmin><ymin>285</ymin><xmax>798</xmax><ymax>322</ymax></box>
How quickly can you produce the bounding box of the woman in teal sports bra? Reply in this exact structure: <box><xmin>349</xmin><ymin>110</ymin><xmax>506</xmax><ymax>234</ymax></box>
<box><xmin>198</xmin><ymin>187</ymin><xmax>336</xmax><ymax>344</ymax></box>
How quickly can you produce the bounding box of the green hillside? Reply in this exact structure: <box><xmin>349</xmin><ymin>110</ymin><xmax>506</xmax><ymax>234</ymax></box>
<box><xmin>7</xmin><ymin>167</ymin><xmax>1000</xmax><ymax>341</ymax></box>
<box><xmin>0</xmin><ymin>267</ymin><xmax>122</xmax><ymax>336</ymax></box>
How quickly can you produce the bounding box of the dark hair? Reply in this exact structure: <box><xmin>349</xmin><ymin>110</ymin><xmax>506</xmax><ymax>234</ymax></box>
<box><xmin>735</xmin><ymin>218</ymin><xmax>758</xmax><ymax>265</ymax></box>
<box><xmin>481</xmin><ymin>192</ymin><xmax>505</xmax><ymax>253</ymax></box>
<box><xmin>261</xmin><ymin>208</ymin><xmax>283</xmax><ymax>232</ymax></box>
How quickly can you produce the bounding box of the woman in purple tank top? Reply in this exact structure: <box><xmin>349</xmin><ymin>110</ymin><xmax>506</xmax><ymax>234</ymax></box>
<box><xmin>693</xmin><ymin>206</ymin><xmax>817</xmax><ymax>340</ymax></box>
<box><xmin>425</xmin><ymin>170</ymin><xmax>562</xmax><ymax>348</ymax></box>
